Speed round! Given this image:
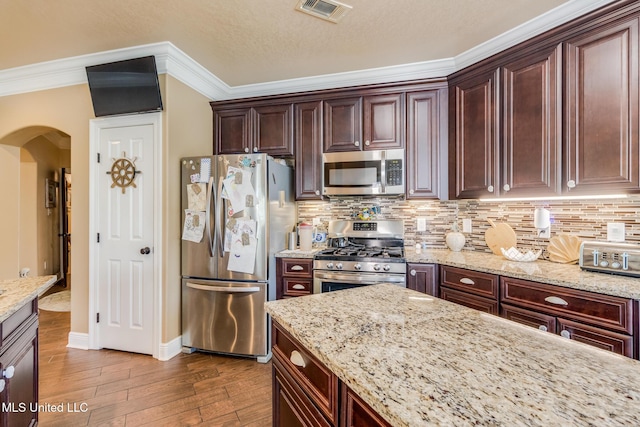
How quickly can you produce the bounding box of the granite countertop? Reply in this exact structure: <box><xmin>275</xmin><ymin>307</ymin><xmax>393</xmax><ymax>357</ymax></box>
<box><xmin>276</xmin><ymin>247</ymin><xmax>325</xmax><ymax>258</ymax></box>
<box><xmin>408</xmin><ymin>248</ymin><xmax>640</xmax><ymax>299</ymax></box>
<box><xmin>0</xmin><ymin>275</ymin><xmax>57</xmax><ymax>323</ymax></box>
<box><xmin>266</xmin><ymin>284</ymin><xmax>640</xmax><ymax>426</ymax></box>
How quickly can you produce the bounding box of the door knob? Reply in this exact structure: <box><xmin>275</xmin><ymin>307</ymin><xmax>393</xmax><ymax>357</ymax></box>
<box><xmin>140</xmin><ymin>247</ymin><xmax>151</xmax><ymax>255</ymax></box>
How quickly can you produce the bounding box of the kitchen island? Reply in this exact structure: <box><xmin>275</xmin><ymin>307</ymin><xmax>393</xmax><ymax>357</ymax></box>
<box><xmin>265</xmin><ymin>283</ymin><xmax>640</xmax><ymax>426</ymax></box>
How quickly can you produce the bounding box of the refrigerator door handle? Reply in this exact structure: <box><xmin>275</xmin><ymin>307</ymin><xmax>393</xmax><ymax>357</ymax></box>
<box><xmin>186</xmin><ymin>282</ymin><xmax>261</xmax><ymax>293</ymax></box>
<box><xmin>216</xmin><ymin>178</ymin><xmax>225</xmax><ymax>257</ymax></box>
<box><xmin>205</xmin><ymin>177</ymin><xmax>216</xmax><ymax>257</ymax></box>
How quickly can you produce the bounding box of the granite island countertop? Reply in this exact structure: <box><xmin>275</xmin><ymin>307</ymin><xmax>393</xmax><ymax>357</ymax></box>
<box><xmin>0</xmin><ymin>275</ymin><xmax>57</xmax><ymax>322</ymax></box>
<box><xmin>266</xmin><ymin>284</ymin><xmax>640</xmax><ymax>426</ymax></box>
<box><xmin>407</xmin><ymin>248</ymin><xmax>640</xmax><ymax>299</ymax></box>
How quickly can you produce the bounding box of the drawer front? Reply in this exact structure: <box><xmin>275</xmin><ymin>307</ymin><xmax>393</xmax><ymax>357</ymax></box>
<box><xmin>273</xmin><ymin>323</ymin><xmax>338</xmax><ymax>424</ymax></box>
<box><xmin>558</xmin><ymin>318</ymin><xmax>633</xmax><ymax>358</ymax></box>
<box><xmin>500</xmin><ymin>277</ymin><xmax>633</xmax><ymax>334</ymax></box>
<box><xmin>1</xmin><ymin>298</ymin><xmax>37</xmax><ymax>348</ymax></box>
<box><xmin>283</xmin><ymin>259</ymin><xmax>313</xmax><ymax>277</ymax></box>
<box><xmin>440</xmin><ymin>266</ymin><xmax>499</xmax><ymax>299</ymax></box>
<box><xmin>501</xmin><ymin>303</ymin><xmax>557</xmax><ymax>333</ymax></box>
<box><xmin>283</xmin><ymin>278</ymin><xmax>312</xmax><ymax>297</ymax></box>
<box><xmin>440</xmin><ymin>287</ymin><xmax>499</xmax><ymax>315</ymax></box>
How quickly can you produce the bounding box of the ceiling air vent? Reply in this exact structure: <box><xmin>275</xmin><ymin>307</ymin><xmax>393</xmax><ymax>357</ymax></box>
<box><xmin>295</xmin><ymin>0</ymin><xmax>352</xmax><ymax>23</ymax></box>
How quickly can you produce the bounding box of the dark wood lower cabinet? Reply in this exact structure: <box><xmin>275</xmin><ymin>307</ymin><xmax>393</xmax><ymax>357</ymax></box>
<box><xmin>501</xmin><ymin>303</ymin><xmax>557</xmax><ymax>333</ymax></box>
<box><xmin>341</xmin><ymin>383</ymin><xmax>391</xmax><ymax>427</ymax></box>
<box><xmin>440</xmin><ymin>287</ymin><xmax>499</xmax><ymax>315</ymax></box>
<box><xmin>407</xmin><ymin>263</ymin><xmax>439</xmax><ymax>296</ymax></box>
<box><xmin>558</xmin><ymin>318</ymin><xmax>634</xmax><ymax>358</ymax></box>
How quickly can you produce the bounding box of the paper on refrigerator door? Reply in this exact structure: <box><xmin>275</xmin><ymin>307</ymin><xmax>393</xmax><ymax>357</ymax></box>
<box><xmin>221</xmin><ymin>169</ymin><xmax>256</xmax><ymax>214</ymax></box>
<box><xmin>181</xmin><ymin>210</ymin><xmax>206</xmax><ymax>243</ymax></box>
<box><xmin>227</xmin><ymin>218</ymin><xmax>258</xmax><ymax>274</ymax></box>
<box><xmin>186</xmin><ymin>183</ymin><xmax>207</xmax><ymax>211</ymax></box>
<box><xmin>199</xmin><ymin>158</ymin><xmax>211</xmax><ymax>183</ymax></box>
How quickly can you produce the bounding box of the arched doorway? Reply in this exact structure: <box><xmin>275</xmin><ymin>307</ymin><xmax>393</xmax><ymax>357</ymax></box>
<box><xmin>0</xmin><ymin>126</ymin><xmax>72</xmax><ymax>298</ymax></box>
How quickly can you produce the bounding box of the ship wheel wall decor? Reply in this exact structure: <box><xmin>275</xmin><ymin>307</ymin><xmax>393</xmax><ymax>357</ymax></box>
<box><xmin>108</xmin><ymin>152</ymin><xmax>140</xmax><ymax>194</ymax></box>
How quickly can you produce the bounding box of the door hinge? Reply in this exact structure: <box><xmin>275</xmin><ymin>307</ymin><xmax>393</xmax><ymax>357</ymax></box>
<box><xmin>97</xmin><ymin>153</ymin><xmax>101</xmax><ymax>163</ymax></box>
<box><xmin>96</xmin><ymin>313</ymin><xmax>100</xmax><ymax>323</ymax></box>
<box><xmin>97</xmin><ymin>233</ymin><xmax>100</xmax><ymax>243</ymax></box>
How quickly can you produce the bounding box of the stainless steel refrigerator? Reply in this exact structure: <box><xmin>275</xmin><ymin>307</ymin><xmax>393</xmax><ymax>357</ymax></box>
<box><xmin>180</xmin><ymin>154</ymin><xmax>295</xmax><ymax>361</ymax></box>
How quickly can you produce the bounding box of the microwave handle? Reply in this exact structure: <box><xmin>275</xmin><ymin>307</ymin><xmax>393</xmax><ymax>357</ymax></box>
<box><xmin>380</xmin><ymin>150</ymin><xmax>386</xmax><ymax>193</ymax></box>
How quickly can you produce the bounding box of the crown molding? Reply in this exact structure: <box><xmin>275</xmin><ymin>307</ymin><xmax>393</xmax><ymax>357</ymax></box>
<box><xmin>0</xmin><ymin>0</ymin><xmax>618</xmax><ymax>101</ymax></box>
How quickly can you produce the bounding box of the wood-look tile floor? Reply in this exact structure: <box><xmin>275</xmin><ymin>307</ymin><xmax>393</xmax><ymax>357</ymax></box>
<box><xmin>38</xmin><ymin>310</ymin><xmax>273</xmax><ymax>426</ymax></box>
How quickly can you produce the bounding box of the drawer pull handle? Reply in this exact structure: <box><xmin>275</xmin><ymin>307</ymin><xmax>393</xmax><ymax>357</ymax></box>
<box><xmin>459</xmin><ymin>278</ymin><xmax>475</xmax><ymax>285</ymax></box>
<box><xmin>290</xmin><ymin>350</ymin><xmax>306</xmax><ymax>368</ymax></box>
<box><xmin>560</xmin><ymin>330</ymin><xmax>571</xmax><ymax>339</ymax></box>
<box><xmin>538</xmin><ymin>325</ymin><xmax>548</xmax><ymax>332</ymax></box>
<box><xmin>544</xmin><ymin>296</ymin><xmax>568</xmax><ymax>306</ymax></box>
<box><xmin>292</xmin><ymin>284</ymin><xmax>305</xmax><ymax>290</ymax></box>
<box><xmin>290</xmin><ymin>265</ymin><xmax>304</xmax><ymax>271</ymax></box>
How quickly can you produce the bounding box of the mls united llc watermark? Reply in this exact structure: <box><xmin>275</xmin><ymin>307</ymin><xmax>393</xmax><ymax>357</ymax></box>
<box><xmin>2</xmin><ymin>402</ymin><xmax>88</xmax><ymax>413</ymax></box>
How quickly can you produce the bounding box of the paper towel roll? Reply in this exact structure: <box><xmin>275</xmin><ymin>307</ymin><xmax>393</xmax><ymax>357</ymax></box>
<box><xmin>534</xmin><ymin>208</ymin><xmax>550</xmax><ymax>229</ymax></box>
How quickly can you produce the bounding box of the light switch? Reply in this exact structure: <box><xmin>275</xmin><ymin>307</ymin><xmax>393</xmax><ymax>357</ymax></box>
<box><xmin>416</xmin><ymin>217</ymin><xmax>427</xmax><ymax>232</ymax></box>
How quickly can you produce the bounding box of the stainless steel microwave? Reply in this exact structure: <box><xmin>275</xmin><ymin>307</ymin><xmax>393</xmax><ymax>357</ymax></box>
<box><xmin>322</xmin><ymin>149</ymin><xmax>405</xmax><ymax>196</ymax></box>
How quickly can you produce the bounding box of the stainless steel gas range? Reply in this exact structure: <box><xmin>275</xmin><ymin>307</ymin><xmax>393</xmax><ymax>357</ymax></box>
<box><xmin>313</xmin><ymin>220</ymin><xmax>407</xmax><ymax>293</ymax></box>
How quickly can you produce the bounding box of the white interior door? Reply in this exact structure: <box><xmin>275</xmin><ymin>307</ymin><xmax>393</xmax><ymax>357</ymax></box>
<box><xmin>97</xmin><ymin>123</ymin><xmax>154</xmax><ymax>354</ymax></box>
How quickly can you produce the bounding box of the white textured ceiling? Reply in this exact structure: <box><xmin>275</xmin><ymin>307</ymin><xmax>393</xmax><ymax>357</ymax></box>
<box><xmin>1</xmin><ymin>0</ymin><xmax>577</xmax><ymax>87</ymax></box>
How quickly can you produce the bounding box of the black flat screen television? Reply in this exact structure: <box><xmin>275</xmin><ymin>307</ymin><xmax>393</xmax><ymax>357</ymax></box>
<box><xmin>86</xmin><ymin>56</ymin><xmax>163</xmax><ymax>117</ymax></box>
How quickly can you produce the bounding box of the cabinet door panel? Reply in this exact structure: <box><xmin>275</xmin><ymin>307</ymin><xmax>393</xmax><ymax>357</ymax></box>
<box><xmin>214</xmin><ymin>108</ymin><xmax>252</xmax><ymax>154</ymax></box>
<box><xmin>501</xmin><ymin>303</ymin><xmax>557</xmax><ymax>333</ymax></box>
<box><xmin>254</xmin><ymin>104</ymin><xmax>294</xmax><ymax>156</ymax></box>
<box><xmin>407</xmin><ymin>90</ymin><xmax>446</xmax><ymax>199</ymax></box>
<box><xmin>558</xmin><ymin>318</ymin><xmax>633</xmax><ymax>357</ymax></box>
<box><xmin>450</xmin><ymin>71</ymin><xmax>499</xmax><ymax>198</ymax></box>
<box><xmin>565</xmin><ymin>18</ymin><xmax>639</xmax><ymax>193</ymax></box>
<box><xmin>407</xmin><ymin>263</ymin><xmax>439</xmax><ymax>296</ymax></box>
<box><xmin>363</xmin><ymin>93</ymin><xmax>403</xmax><ymax>149</ymax></box>
<box><xmin>341</xmin><ymin>383</ymin><xmax>391</xmax><ymax>427</ymax></box>
<box><xmin>503</xmin><ymin>45</ymin><xmax>562</xmax><ymax>196</ymax></box>
<box><xmin>295</xmin><ymin>101</ymin><xmax>323</xmax><ymax>200</ymax></box>
<box><xmin>440</xmin><ymin>287</ymin><xmax>499</xmax><ymax>315</ymax></box>
<box><xmin>324</xmin><ymin>97</ymin><xmax>362</xmax><ymax>152</ymax></box>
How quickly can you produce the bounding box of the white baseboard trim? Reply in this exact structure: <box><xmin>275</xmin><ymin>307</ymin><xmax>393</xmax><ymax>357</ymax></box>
<box><xmin>67</xmin><ymin>332</ymin><xmax>89</xmax><ymax>350</ymax></box>
<box><xmin>158</xmin><ymin>336</ymin><xmax>183</xmax><ymax>361</ymax></box>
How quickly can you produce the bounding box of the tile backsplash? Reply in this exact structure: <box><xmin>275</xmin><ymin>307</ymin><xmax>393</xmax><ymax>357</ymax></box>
<box><xmin>297</xmin><ymin>196</ymin><xmax>640</xmax><ymax>255</ymax></box>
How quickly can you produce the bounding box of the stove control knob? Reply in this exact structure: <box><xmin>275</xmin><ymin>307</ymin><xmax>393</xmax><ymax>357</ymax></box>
<box><xmin>326</xmin><ymin>262</ymin><xmax>334</xmax><ymax>269</ymax></box>
<box><xmin>383</xmin><ymin>264</ymin><xmax>391</xmax><ymax>272</ymax></box>
<box><xmin>354</xmin><ymin>263</ymin><xmax>362</xmax><ymax>271</ymax></box>
<box><xmin>373</xmin><ymin>264</ymin><xmax>381</xmax><ymax>271</ymax></box>
<box><xmin>336</xmin><ymin>263</ymin><xmax>343</xmax><ymax>270</ymax></box>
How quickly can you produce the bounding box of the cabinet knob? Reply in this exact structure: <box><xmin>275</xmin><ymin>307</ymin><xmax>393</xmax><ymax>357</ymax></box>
<box><xmin>354</xmin><ymin>141</ymin><xmax>360</xmax><ymax>147</ymax></box>
<box><xmin>315</xmin><ymin>190</ymin><xmax>320</xmax><ymax>195</ymax></box>
<box><xmin>2</xmin><ymin>366</ymin><xmax>15</xmax><ymax>379</ymax></box>
<box><xmin>503</xmin><ymin>184</ymin><xmax>510</xmax><ymax>192</ymax></box>
<box><xmin>410</xmin><ymin>269</ymin><xmax>416</xmax><ymax>276</ymax></box>
<box><xmin>244</xmin><ymin>147</ymin><xmax>249</xmax><ymax>153</ymax></box>
<box><xmin>538</xmin><ymin>325</ymin><xmax>548</xmax><ymax>332</ymax></box>
<box><xmin>0</xmin><ymin>379</ymin><xmax>4</xmax><ymax>393</ymax></box>
<box><xmin>409</xmin><ymin>189</ymin><xmax>415</xmax><ymax>195</ymax></box>
<box><xmin>567</xmin><ymin>179</ymin><xmax>576</xmax><ymax>189</ymax></box>
<box><xmin>487</xmin><ymin>185</ymin><xmax>494</xmax><ymax>193</ymax></box>
<box><xmin>290</xmin><ymin>350</ymin><xmax>306</xmax><ymax>368</ymax></box>
<box><xmin>365</xmin><ymin>140</ymin><xmax>370</xmax><ymax>146</ymax></box>
<box><xmin>253</xmin><ymin>147</ymin><xmax>258</xmax><ymax>153</ymax></box>
<box><xmin>560</xmin><ymin>330</ymin><xmax>571</xmax><ymax>339</ymax></box>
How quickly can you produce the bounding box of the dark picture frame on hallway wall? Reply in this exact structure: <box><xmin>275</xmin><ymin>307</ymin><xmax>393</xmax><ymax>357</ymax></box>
<box><xmin>45</xmin><ymin>178</ymin><xmax>57</xmax><ymax>208</ymax></box>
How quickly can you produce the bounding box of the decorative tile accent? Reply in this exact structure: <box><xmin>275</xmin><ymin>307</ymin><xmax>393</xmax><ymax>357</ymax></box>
<box><xmin>298</xmin><ymin>196</ymin><xmax>640</xmax><ymax>253</ymax></box>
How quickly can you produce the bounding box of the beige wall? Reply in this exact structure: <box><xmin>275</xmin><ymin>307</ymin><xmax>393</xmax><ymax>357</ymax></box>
<box><xmin>19</xmin><ymin>160</ymin><xmax>38</xmax><ymax>276</ymax></box>
<box><xmin>0</xmin><ymin>74</ymin><xmax>213</xmax><ymax>346</ymax></box>
<box><xmin>0</xmin><ymin>145</ymin><xmax>20</xmax><ymax>278</ymax></box>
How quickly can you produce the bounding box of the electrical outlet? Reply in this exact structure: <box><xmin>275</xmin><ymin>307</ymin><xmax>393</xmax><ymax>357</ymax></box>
<box><xmin>538</xmin><ymin>226</ymin><xmax>551</xmax><ymax>238</ymax></box>
<box><xmin>312</xmin><ymin>218</ymin><xmax>321</xmax><ymax>226</ymax></box>
<box><xmin>607</xmin><ymin>222</ymin><xmax>625</xmax><ymax>242</ymax></box>
<box><xmin>416</xmin><ymin>217</ymin><xmax>427</xmax><ymax>232</ymax></box>
<box><xmin>462</xmin><ymin>218</ymin><xmax>472</xmax><ymax>233</ymax></box>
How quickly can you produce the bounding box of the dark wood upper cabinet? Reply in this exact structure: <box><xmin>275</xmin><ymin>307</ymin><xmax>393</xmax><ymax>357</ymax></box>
<box><xmin>449</xmin><ymin>70</ymin><xmax>499</xmax><ymax>199</ymax></box>
<box><xmin>502</xmin><ymin>44</ymin><xmax>562</xmax><ymax>197</ymax></box>
<box><xmin>406</xmin><ymin>89</ymin><xmax>447</xmax><ymax>199</ymax></box>
<box><xmin>363</xmin><ymin>93</ymin><xmax>404</xmax><ymax>150</ymax></box>
<box><xmin>564</xmin><ymin>17</ymin><xmax>640</xmax><ymax>194</ymax></box>
<box><xmin>213</xmin><ymin>104</ymin><xmax>294</xmax><ymax>156</ymax></box>
<box><xmin>323</xmin><ymin>97</ymin><xmax>362</xmax><ymax>152</ymax></box>
<box><xmin>295</xmin><ymin>101</ymin><xmax>324</xmax><ymax>200</ymax></box>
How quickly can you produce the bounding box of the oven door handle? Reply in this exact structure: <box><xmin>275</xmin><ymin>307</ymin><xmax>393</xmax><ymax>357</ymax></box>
<box><xmin>313</xmin><ymin>272</ymin><xmax>405</xmax><ymax>284</ymax></box>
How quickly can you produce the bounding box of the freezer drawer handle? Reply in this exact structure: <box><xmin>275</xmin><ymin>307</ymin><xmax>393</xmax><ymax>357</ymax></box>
<box><xmin>290</xmin><ymin>350</ymin><xmax>306</xmax><ymax>368</ymax></box>
<box><xmin>186</xmin><ymin>282</ymin><xmax>261</xmax><ymax>293</ymax></box>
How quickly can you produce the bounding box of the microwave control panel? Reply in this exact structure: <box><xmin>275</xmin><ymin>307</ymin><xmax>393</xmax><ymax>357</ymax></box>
<box><xmin>386</xmin><ymin>159</ymin><xmax>403</xmax><ymax>186</ymax></box>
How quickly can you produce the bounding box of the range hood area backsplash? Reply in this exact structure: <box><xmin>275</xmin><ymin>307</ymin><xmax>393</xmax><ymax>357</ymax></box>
<box><xmin>297</xmin><ymin>197</ymin><xmax>640</xmax><ymax>255</ymax></box>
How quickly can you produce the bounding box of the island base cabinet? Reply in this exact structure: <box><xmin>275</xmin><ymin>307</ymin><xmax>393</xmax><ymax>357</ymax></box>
<box><xmin>558</xmin><ymin>318</ymin><xmax>633</xmax><ymax>358</ymax></box>
<box><xmin>440</xmin><ymin>287</ymin><xmax>499</xmax><ymax>315</ymax></box>
<box><xmin>340</xmin><ymin>383</ymin><xmax>391</xmax><ymax>427</ymax></box>
<box><xmin>273</xmin><ymin>358</ymin><xmax>332</xmax><ymax>427</ymax></box>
